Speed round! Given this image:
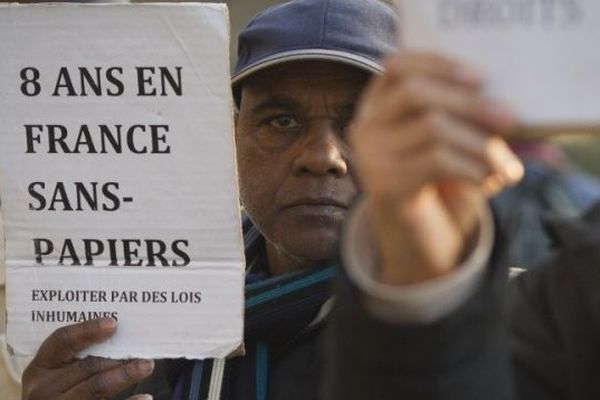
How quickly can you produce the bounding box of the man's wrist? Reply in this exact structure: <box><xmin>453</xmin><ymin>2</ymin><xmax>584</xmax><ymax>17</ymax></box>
<box><xmin>341</xmin><ymin>199</ymin><xmax>494</xmax><ymax>324</ymax></box>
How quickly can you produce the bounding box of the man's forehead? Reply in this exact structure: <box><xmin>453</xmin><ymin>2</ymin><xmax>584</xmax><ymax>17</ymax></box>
<box><xmin>240</xmin><ymin>60</ymin><xmax>370</xmax><ymax>106</ymax></box>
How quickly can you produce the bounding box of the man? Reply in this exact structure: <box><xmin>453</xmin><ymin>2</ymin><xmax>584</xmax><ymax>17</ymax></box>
<box><xmin>20</xmin><ymin>1</ymin><xmax>523</xmax><ymax>399</ymax></box>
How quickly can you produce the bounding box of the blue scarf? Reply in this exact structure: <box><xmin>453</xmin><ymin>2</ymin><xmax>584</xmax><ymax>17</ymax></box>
<box><xmin>170</xmin><ymin>219</ymin><xmax>335</xmax><ymax>400</ymax></box>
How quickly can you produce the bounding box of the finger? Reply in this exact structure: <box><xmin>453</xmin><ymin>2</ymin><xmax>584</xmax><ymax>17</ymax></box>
<box><xmin>359</xmin><ymin>52</ymin><xmax>481</xmax><ymax>119</ymax></box>
<box><xmin>485</xmin><ymin>136</ymin><xmax>524</xmax><ymax>187</ymax></box>
<box><xmin>353</xmin><ymin>111</ymin><xmax>516</xmax><ymax>185</ymax></box>
<box><xmin>359</xmin><ymin>57</ymin><xmax>480</xmax><ymax>124</ymax></box>
<box><xmin>52</xmin><ymin>356</ymin><xmax>127</xmax><ymax>390</ymax></box>
<box><xmin>421</xmin><ymin>145</ymin><xmax>491</xmax><ymax>187</ymax></box>
<box><xmin>374</xmin><ymin>76</ymin><xmax>515</xmax><ymax>133</ymax></box>
<box><xmin>437</xmin><ymin>182</ymin><xmax>485</xmax><ymax>238</ymax></box>
<box><xmin>481</xmin><ymin>173</ymin><xmax>508</xmax><ymax>197</ymax></box>
<box><xmin>33</xmin><ymin>318</ymin><xmax>116</xmax><ymax>369</ymax></box>
<box><xmin>361</xmin><ymin>144</ymin><xmax>491</xmax><ymax>201</ymax></box>
<box><xmin>362</xmin><ymin>111</ymin><xmax>490</xmax><ymax>161</ymax></box>
<box><xmin>128</xmin><ymin>395</ymin><xmax>153</xmax><ymax>400</ymax></box>
<box><xmin>65</xmin><ymin>359</ymin><xmax>154</xmax><ymax>400</ymax></box>
<box><xmin>413</xmin><ymin>112</ymin><xmax>523</xmax><ymax>185</ymax></box>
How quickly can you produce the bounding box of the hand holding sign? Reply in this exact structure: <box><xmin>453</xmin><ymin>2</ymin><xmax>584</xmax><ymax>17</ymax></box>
<box><xmin>22</xmin><ymin>318</ymin><xmax>153</xmax><ymax>400</ymax></box>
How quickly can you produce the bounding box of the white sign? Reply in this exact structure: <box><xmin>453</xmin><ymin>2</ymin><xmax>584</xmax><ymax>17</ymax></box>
<box><xmin>0</xmin><ymin>210</ymin><xmax>4</xmax><ymax>286</ymax></box>
<box><xmin>0</xmin><ymin>3</ymin><xmax>245</xmax><ymax>359</ymax></box>
<box><xmin>397</xmin><ymin>0</ymin><xmax>600</xmax><ymax>134</ymax></box>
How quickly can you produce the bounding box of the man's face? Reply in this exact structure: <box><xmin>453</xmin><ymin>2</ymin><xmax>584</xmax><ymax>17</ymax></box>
<box><xmin>236</xmin><ymin>61</ymin><xmax>368</xmax><ymax>270</ymax></box>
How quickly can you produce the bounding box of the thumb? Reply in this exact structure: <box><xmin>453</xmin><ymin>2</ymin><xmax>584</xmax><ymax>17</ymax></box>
<box><xmin>437</xmin><ymin>182</ymin><xmax>484</xmax><ymax>242</ymax></box>
<box><xmin>128</xmin><ymin>395</ymin><xmax>153</xmax><ymax>400</ymax></box>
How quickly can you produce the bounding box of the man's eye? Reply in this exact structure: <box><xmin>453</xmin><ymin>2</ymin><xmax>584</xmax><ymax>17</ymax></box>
<box><xmin>269</xmin><ymin>116</ymin><xmax>299</xmax><ymax>129</ymax></box>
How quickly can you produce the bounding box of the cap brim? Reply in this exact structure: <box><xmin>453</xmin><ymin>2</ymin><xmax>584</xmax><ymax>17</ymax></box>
<box><xmin>231</xmin><ymin>48</ymin><xmax>383</xmax><ymax>86</ymax></box>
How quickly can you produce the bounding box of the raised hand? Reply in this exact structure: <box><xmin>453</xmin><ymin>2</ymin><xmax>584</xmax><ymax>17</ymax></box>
<box><xmin>350</xmin><ymin>52</ymin><xmax>523</xmax><ymax>285</ymax></box>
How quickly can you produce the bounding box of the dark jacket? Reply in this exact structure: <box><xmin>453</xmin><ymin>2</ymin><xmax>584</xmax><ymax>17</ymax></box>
<box><xmin>325</xmin><ymin>203</ymin><xmax>600</xmax><ymax>400</ymax></box>
<box><xmin>509</xmin><ymin>204</ymin><xmax>600</xmax><ymax>400</ymax></box>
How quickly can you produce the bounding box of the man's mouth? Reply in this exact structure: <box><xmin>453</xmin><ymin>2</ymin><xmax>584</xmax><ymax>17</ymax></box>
<box><xmin>281</xmin><ymin>198</ymin><xmax>349</xmax><ymax>218</ymax></box>
<box><xmin>283</xmin><ymin>197</ymin><xmax>349</xmax><ymax>209</ymax></box>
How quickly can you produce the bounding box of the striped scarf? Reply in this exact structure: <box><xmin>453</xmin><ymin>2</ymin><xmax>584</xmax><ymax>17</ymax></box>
<box><xmin>171</xmin><ymin>219</ymin><xmax>336</xmax><ymax>400</ymax></box>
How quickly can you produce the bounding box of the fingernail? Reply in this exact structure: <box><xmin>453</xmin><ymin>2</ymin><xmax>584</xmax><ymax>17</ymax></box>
<box><xmin>136</xmin><ymin>359</ymin><xmax>155</xmax><ymax>373</ymax></box>
<box><xmin>99</xmin><ymin>317</ymin><xmax>116</xmax><ymax>331</ymax></box>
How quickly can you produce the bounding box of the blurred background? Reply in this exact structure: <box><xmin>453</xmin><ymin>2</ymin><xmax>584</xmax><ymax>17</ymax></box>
<box><xmin>2</xmin><ymin>1</ymin><xmax>600</xmax><ymax>399</ymax></box>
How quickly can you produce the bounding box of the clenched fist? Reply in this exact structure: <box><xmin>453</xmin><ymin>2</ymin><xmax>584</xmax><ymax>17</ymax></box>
<box><xmin>350</xmin><ymin>52</ymin><xmax>523</xmax><ymax>286</ymax></box>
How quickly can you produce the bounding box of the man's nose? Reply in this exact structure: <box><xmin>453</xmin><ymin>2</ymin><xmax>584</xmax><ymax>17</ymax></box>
<box><xmin>292</xmin><ymin>124</ymin><xmax>348</xmax><ymax>177</ymax></box>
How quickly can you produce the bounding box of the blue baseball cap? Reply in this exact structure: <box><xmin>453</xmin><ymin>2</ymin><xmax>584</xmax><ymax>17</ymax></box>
<box><xmin>232</xmin><ymin>0</ymin><xmax>398</xmax><ymax>103</ymax></box>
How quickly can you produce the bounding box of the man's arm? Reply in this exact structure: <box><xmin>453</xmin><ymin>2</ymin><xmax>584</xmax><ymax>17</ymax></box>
<box><xmin>324</xmin><ymin>51</ymin><xmax>523</xmax><ymax>399</ymax></box>
<box><xmin>343</xmin><ymin>199</ymin><xmax>492</xmax><ymax>323</ymax></box>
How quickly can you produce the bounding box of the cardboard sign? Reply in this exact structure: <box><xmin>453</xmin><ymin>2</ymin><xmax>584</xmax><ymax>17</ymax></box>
<box><xmin>397</xmin><ymin>0</ymin><xmax>600</xmax><ymax>136</ymax></box>
<box><xmin>0</xmin><ymin>211</ymin><xmax>4</xmax><ymax>286</ymax></box>
<box><xmin>0</xmin><ymin>3</ymin><xmax>245</xmax><ymax>359</ymax></box>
